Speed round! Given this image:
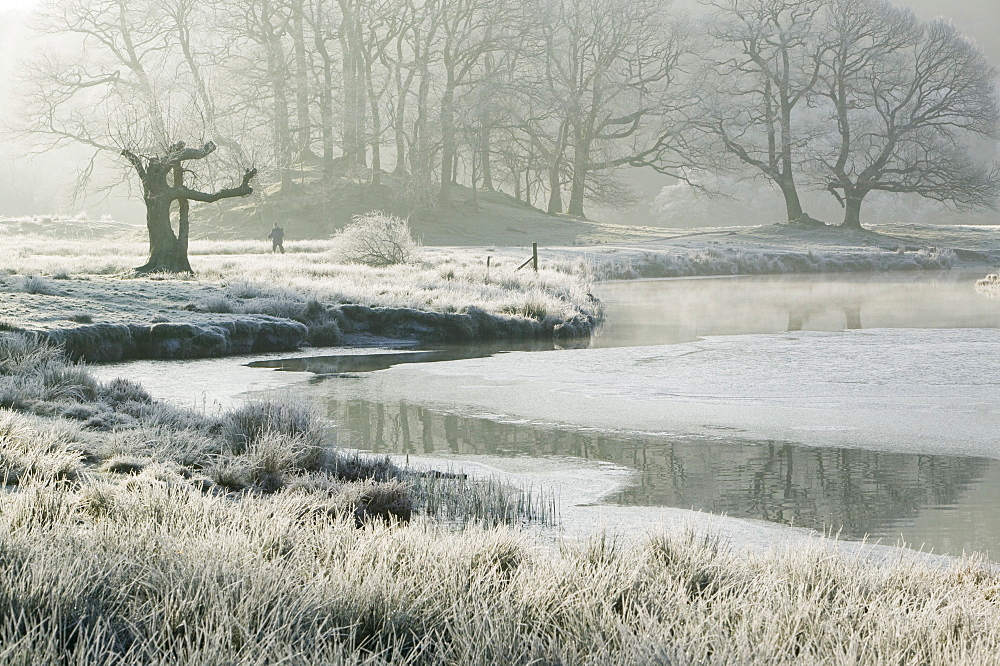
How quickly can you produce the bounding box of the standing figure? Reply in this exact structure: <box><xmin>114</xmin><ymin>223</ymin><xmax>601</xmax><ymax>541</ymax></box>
<box><xmin>267</xmin><ymin>223</ymin><xmax>285</xmax><ymax>254</ymax></box>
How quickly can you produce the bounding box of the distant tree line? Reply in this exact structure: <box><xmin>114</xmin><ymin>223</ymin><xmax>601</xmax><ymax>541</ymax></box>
<box><xmin>19</xmin><ymin>0</ymin><xmax>1000</xmax><ymax>235</ymax></box>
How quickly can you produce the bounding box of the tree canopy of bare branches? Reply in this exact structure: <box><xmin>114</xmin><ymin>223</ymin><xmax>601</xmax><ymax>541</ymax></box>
<box><xmin>813</xmin><ymin>0</ymin><xmax>1000</xmax><ymax>228</ymax></box>
<box><xmin>15</xmin><ymin>0</ymin><xmax>999</xmax><ymax>231</ymax></box>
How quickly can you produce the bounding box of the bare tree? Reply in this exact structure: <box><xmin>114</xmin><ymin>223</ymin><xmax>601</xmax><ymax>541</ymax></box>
<box><xmin>539</xmin><ymin>0</ymin><xmax>689</xmax><ymax>218</ymax></box>
<box><xmin>122</xmin><ymin>142</ymin><xmax>256</xmax><ymax>273</ymax></box>
<box><xmin>435</xmin><ymin>0</ymin><xmax>517</xmax><ymax>206</ymax></box>
<box><xmin>256</xmin><ymin>0</ymin><xmax>295</xmax><ymax>192</ymax></box>
<box><xmin>21</xmin><ymin>0</ymin><xmax>258</xmax><ymax>273</ymax></box>
<box><xmin>815</xmin><ymin>0</ymin><xmax>1000</xmax><ymax>228</ymax></box>
<box><xmin>357</xmin><ymin>0</ymin><xmax>405</xmax><ymax>188</ymax></box>
<box><xmin>22</xmin><ymin>0</ymin><xmax>174</xmax><ymax>156</ymax></box>
<box><xmin>693</xmin><ymin>0</ymin><xmax>829</xmax><ymax>222</ymax></box>
<box><xmin>304</xmin><ymin>0</ymin><xmax>338</xmax><ymax>178</ymax></box>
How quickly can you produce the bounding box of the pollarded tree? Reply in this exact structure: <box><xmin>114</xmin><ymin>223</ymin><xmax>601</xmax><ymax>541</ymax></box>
<box><xmin>121</xmin><ymin>142</ymin><xmax>256</xmax><ymax>274</ymax></box>
<box><xmin>21</xmin><ymin>0</ymin><xmax>258</xmax><ymax>274</ymax></box>
<box><xmin>815</xmin><ymin>0</ymin><xmax>1000</xmax><ymax>229</ymax></box>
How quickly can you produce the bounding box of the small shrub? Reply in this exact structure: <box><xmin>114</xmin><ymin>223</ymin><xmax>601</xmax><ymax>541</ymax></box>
<box><xmin>99</xmin><ymin>377</ymin><xmax>154</xmax><ymax>406</ymax></box>
<box><xmin>17</xmin><ymin>275</ymin><xmax>58</xmax><ymax>295</ymax></box>
<box><xmin>307</xmin><ymin>320</ymin><xmax>342</xmax><ymax>346</ymax></box>
<box><xmin>330</xmin><ymin>212</ymin><xmax>419</xmax><ymax>267</ymax></box>
<box><xmin>340</xmin><ymin>480</ymin><xmax>413</xmax><ymax>525</ymax></box>
<box><xmin>61</xmin><ymin>404</ymin><xmax>97</xmax><ymax>421</ymax></box>
<box><xmin>68</xmin><ymin>313</ymin><xmax>94</xmax><ymax>324</ymax></box>
<box><xmin>78</xmin><ymin>482</ymin><xmax>117</xmax><ymax>518</ymax></box>
<box><xmin>40</xmin><ymin>364</ymin><xmax>98</xmax><ymax>402</ymax></box>
<box><xmin>206</xmin><ymin>456</ymin><xmax>253</xmax><ymax>491</ymax></box>
<box><xmin>247</xmin><ymin>432</ymin><xmax>324</xmax><ymax>485</ymax></box>
<box><xmin>0</xmin><ymin>333</ymin><xmax>62</xmax><ymax>376</ymax></box>
<box><xmin>327</xmin><ymin>451</ymin><xmax>400</xmax><ymax>482</ymax></box>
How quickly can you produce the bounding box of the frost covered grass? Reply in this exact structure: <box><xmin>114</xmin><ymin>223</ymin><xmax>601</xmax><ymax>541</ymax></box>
<box><xmin>0</xmin><ymin>477</ymin><xmax>999</xmax><ymax>663</ymax></box>
<box><xmin>976</xmin><ymin>273</ymin><xmax>1000</xmax><ymax>296</ymax></box>
<box><xmin>552</xmin><ymin>243</ymin><xmax>958</xmax><ymax>281</ymax></box>
<box><xmin>0</xmin><ymin>333</ymin><xmax>544</xmax><ymax>525</ymax></box>
<box><xmin>4</xmin><ymin>339</ymin><xmax>1000</xmax><ymax>661</ymax></box>
<box><xmin>15</xmin><ymin>274</ymin><xmax>60</xmax><ymax>296</ymax></box>
<box><xmin>0</xmin><ymin>235</ymin><xmax>600</xmax><ymax>331</ymax></box>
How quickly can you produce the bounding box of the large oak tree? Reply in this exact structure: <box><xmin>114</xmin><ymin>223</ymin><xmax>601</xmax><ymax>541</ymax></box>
<box><xmin>815</xmin><ymin>0</ymin><xmax>1000</xmax><ymax>229</ymax></box>
<box><xmin>122</xmin><ymin>142</ymin><xmax>256</xmax><ymax>274</ymax></box>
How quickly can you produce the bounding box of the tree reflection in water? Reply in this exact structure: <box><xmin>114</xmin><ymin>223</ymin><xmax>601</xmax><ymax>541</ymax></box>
<box><xmin>323</xmin><ymin>395</ymin><xmax>993</xmax><ymax>550</ymax></box>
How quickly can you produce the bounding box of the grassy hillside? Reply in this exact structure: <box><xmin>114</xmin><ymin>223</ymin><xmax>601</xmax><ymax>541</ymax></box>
<box><xmin>193</xmin><ymin>167</ymin><xmax>669</xmax><ymax>247</ymax></box>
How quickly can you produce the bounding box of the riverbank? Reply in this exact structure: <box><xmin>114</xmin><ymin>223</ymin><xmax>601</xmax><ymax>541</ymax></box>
<box><xmin>3</xmin><ymin>220</ymin><xmax>997</xmax><ymax>360</ymax></box>
<box><xmin>549</xmin><ymin>221</ymin><xmax>999</xmax><ymax>279</ymax></box>
<box><xmin>2</xmin><ymin>330</ymin><xmax>1000</xmax><ymax>663</ymax></box>
<box><xmin>0</xmin><ymin>238</ymin><xmax>601</xmax><ymax>361</ymax></box>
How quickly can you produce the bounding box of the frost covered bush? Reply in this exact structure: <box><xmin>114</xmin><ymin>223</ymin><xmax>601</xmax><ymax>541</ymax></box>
<box><xmin>330</xmin><ymin>212</ymin><xmax>418</xmax><ymax>266</ymax></box>
<box><xmin>16</xmin><ymin>274</ymin><xmax>58</xmax><ymax>295</ymax></box>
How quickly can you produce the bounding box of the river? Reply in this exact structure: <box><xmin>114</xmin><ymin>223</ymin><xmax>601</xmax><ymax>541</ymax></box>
<box><xmin>96</xmin><ymin>270</ymin><xmax>1000</xmax><ymax>556</ymax></box>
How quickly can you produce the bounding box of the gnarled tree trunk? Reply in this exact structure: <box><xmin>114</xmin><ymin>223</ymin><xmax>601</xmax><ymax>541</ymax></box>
<box><xmin>122</xmin><ymin>142</ymin><xmax>257</xmax><ymax>274</ymax></box>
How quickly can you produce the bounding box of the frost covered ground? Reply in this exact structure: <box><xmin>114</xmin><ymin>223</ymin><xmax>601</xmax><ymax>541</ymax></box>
<box><xmin>0</xmin><ymin>236</ymin><xmax>600</xmax><ymax>360</ymax></box>
<box><xmin>549</xmin><ymin>222</ymin><xmax>1000</xmax><ymax>279</ymax></box>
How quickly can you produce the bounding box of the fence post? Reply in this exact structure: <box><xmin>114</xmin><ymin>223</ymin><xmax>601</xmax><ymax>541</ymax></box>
<box><xmin>532</xmin><ymin>242</ymin><xmax>538</xmax><ymax>272</ymax></box>
<box><xmin>485</xmin><ymin>255</ymin><xmax>491</xmax><ymax>284</ymax></box>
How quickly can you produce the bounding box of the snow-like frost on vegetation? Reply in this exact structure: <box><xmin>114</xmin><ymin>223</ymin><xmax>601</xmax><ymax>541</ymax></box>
<box><xmin>975</xmin><ymin>273</ymin><xmax>1000</xmax><ymax>296</ymax></box>
<box><xmin>327</xmin><ymin>211</ymin><xmax>420</xmax><ymax>267</ymax></box>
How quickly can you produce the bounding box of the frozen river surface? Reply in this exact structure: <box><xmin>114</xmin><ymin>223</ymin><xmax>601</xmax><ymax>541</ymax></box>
<box><xmin>353</xmin><ymin>327</ymin><xmax>999</xmax><ymax>458</ymax></box>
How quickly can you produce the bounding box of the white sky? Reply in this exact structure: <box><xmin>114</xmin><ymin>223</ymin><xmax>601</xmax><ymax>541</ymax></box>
<box><xmin>7</xmin><ymin>0</ymin><xmax>991</xmax><ymax>63</ymax></box>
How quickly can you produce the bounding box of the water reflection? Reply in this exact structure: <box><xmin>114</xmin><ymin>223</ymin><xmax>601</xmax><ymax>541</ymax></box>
<box><xmin>592</xmin><ymin>270</ymin><xmax>1000</xmax><ymax>348</ymax></box>
<box><xmin>255</xmin><ymin>271</ymin><xmax>1000</xmax><ymax>555</ymax></box>
<box><xmin>322</xmin><ymin>393</ymin><xmax>996</xmax><ymax>552</ymax></box>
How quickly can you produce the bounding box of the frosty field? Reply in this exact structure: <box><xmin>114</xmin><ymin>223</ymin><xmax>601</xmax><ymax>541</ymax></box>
<box><xmin>4</xmin><ymin>224</ymin><xmax>1000</xmax><ymax>661</ymax></box>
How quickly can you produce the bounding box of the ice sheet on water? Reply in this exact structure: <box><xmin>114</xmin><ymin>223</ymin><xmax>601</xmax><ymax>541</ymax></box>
<box><xmin>360</xmin><ymin>328</ymin><xmax>1000</xmax><ymax>459</ymax></box>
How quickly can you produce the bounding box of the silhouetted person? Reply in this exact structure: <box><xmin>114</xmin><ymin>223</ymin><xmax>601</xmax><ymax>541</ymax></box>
<box><xmin>267</xmin><ymin>223</ymin><xmax>285</xmax><ymax>253</ymax></box>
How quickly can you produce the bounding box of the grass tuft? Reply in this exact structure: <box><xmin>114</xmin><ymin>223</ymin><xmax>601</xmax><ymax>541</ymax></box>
<box><xmin>16</xmin><ymin>274</ymin><xmax>59</xmax><ymax>295</ymax></box>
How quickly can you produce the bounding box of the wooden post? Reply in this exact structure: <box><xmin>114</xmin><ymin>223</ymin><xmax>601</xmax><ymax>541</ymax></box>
<box><xmin>532</xmin><ymin>242</ymin><xmax>538</xmax><ymax>272</ymax></box>
<box><xmin>485</xmin><ymin>255</ymin><xmax>491</xmax><ymax>283</ymax></box>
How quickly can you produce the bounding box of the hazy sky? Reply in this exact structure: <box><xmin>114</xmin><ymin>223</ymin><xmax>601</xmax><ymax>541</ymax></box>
<box><xmin>898</xmin><ymin>0</ymin><xmax>1000</xmax><ymax>64</ymax></box>
<box><xmin>0</xmin><ymin>0</ymin><xmax>995</xmax><ymax>62</ymax></box>
<box><xmin>0</xmin><ymin>0</ymin><xmax>995</xmax><ymax>223</ymax></box>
